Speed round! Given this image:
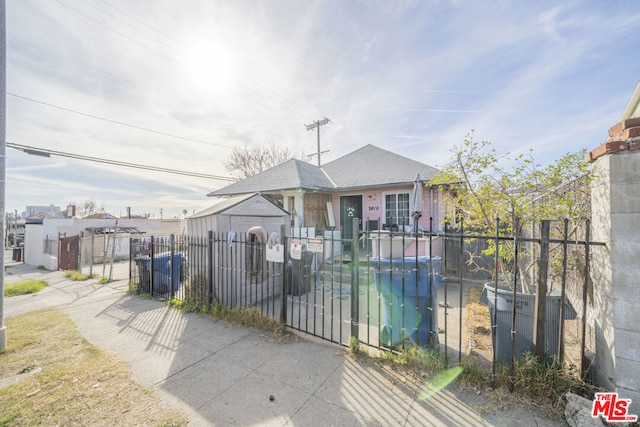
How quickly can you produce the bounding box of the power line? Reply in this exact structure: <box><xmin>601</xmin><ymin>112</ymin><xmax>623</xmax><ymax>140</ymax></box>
<box><xmin>8</xmin><ymin>92</ymin><xmax>235</xmax><ymax>149</ymax></box>
<box><xmin>79</xmin><ymin>0</ymin><xmax>175</xmax><ymax>49</ymax></box>
<box><xmin>13</xmin><ymin>2</ymin><xmax>322</xmax><ymax>145</ymax></box>
<box><xmin>53</xmin><ymin>0</ymin><xmax>179</xmax><ymax>66</ymax></box>
<box><xmin>8</xmin><ymin>36</ymin><xmax>226</xmax><ymax>118</ymax></box>
<box><xmin>50</xmin><ymin>1</ymin><xmax>318</xmax><ymax>123</ymax></box>
<box><xmin>94</xmin><ymin>0</ymin><xmax>183</xmax><ymax>47</ymax></box>
<box><xmin>7</xmin><ymin>142</ymin><xmax>235</xmax><ymax>181</ymax></box>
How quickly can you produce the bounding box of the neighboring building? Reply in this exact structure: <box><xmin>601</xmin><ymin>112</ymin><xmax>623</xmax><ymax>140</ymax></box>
<box><xmin>24</xmin><ymin>217</ymin><xmax>185</xmax><ymax>270</ymax></box>
<box><xmin>23</xmin><ymin>205</ymin><xmax>65</xmax><ymax>219</ymax></box>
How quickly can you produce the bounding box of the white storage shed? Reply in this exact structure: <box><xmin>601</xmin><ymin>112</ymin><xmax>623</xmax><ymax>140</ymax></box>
<box><xmin>187</xmin><ymin>193</ymin><xmax>290</xmax><ymax>238</ymax></box>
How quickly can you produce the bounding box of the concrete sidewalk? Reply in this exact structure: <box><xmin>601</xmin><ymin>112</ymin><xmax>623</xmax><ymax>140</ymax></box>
<box><xmin>2</xmin><ymin>260</ymin><xmax>566</xmax><ymax>426</ymax></box>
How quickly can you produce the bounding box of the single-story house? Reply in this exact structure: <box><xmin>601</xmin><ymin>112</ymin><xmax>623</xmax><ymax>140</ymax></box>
<box><xmin>207</xmin><ymin>144</ymin><xmax>444</xmax><ymax>256</ymax></box>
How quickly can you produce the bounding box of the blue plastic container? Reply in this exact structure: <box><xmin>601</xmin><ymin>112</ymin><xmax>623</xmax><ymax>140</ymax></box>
<box><xmin>370</xmin><ymin>256</ymin><xmax>441</xmax><ymax>347</ymax></box>
<box><xmin>137</xmin><ymin>252</ymin><xmax>182</xmax><ymax>293</ymax></box>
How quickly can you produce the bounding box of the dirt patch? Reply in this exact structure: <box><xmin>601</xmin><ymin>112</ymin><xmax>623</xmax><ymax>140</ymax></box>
<box><xmin>464</xmin><ymin>285</ymin><xmax>493</xmax><ymax>368</ymax></box>
<box><xmin>0</xmin><ymin>307</ymin><xmax>188</xmax><ymax>426</ymax></box>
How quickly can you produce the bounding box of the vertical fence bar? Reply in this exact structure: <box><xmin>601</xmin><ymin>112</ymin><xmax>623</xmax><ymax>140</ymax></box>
<box><xmin>492</xmin><ymin>217</ymin><xmax>499</xmax><ymax>387</ymax></box>
<box><xmin>128</xmin><ymin>237</ymin><xmax>132</xmax><ymax>287</ymax></box>
<box><xmin>534</xmin><ymin>220</ymin><xmax>550</xmax><ymax>359</ymax></box>
<box><xmin>279</xmin><ymin>225</ymin><xmax>288</xmax><ymax>323</ymax></box>
<box><xmin>170</xmin><ymin>234</ymin><xmax>175</xmax><ymax>301</ymax></box>
<box><xmin>510</xmin><ymin>218</ymin><xmax>520</xmax><ymax>392</ymax></box>
<box><xmin>208</xmin><ymin>231</ymin><xmax>213</xmax><ymax>306</ymax></box>
<box><xmin>458</xmin><ymin>219</ymin><xmax>464</xmax><ymax>364</ymax></box>
<box><xmin>308</xmin><ymin>228</ymin><xmax>313</xmax><ymax>333</ymax></box>
<box><xmin>415</xmin><ymin>219</ymin><xmax>420</xmax><ymax>347</ymax></box>
<box><xmin>150</xmin><ymin>236</ymin><xmax>155</xmax><ymax>296</ymax></box>
<box><xmin>400</xmin><ymin>221</ymin><xmax>406</xmax><ymax>347</ymax></box>
<box><xmin>428</xmin><ymin>217</ymin><xmax>435</xmax><ymax>349</ymax></box>
<box><xmin>580</xmin><ymin>220</ymin><xmax>591</xmax><ymax>381</ymax></box>
<box><xmin>351</xmin><ymin>217</ymin><xmax>360</xmax><ymax>341</ymax></box>
<box><xmin>443</xmin><ymin>222</ymin><xmax>449</xmax><ymax>367</ymax></box>
<box><xmin>558</xmin><ymin>219</ymin><xmax>569</xmax><ymax>362</ymax></box>
<box><xmin>375</xmin><ymin>226</ymin><xmax>382</xmax><ymax>350</ymax></box>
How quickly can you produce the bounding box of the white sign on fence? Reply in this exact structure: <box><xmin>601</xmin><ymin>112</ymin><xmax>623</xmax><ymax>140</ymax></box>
<box><xmin>290</xmin><ymin>239</ymin><xmax>302</xmax><ymax>260</ymax></box>
<box><xmin>266</xmin><ymin>244</ymin><xmax>284</xmax><ymax>263</ymax></box>
<box><xmin>307</xmin><ymin>237</ymin><xmax>323</xmax><ymax>253</ymax></box>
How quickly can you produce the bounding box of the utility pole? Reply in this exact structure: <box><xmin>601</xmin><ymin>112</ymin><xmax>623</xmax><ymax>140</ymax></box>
<box><xmin>0</xmin><ymin>0</ymin><xmax>7</xmax><ymax>352</ymax></box>
<box><xmin>306</xmin><ymin>117</ymin><xmax>330</xmax><ymax>167</ymax></box>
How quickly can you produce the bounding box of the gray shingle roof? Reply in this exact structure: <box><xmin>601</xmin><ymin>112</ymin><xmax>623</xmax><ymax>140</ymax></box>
<box><xmin>207</xmin><ymin>159</ymin><xmax>335</xmax><ymax>197</ymax></box>
<box><xmin>322</xmin><ymin>144</ymin><xmax>439</xmax><ymax>189</ymax></box>
<box><xmin>208</xmin><ymin>144</ymin><xmax>439</xmax><ymax>197</ymax></box>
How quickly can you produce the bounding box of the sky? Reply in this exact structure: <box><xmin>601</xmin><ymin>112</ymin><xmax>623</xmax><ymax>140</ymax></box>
<box><xmin>6</xmin><ymin>0</ymin><xmax>640</xmax><ymax>219</ymax></box>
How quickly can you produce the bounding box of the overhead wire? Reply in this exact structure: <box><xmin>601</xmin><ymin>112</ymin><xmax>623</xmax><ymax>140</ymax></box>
<box><xmin>8</xmin><ymin>36</ymin><xmax>207</xmax><ymax>112</ymax></box>
<box><xmin>78</xmin><ymin>0</ymin><xmax>176</xmax><ymax>49</ymax></box>
<box><xmin>7</xmin><ymin>142</ymin><xmax>236</xmax><ymax>181</ymax></box>
<box><xmin>8</xmin><ymin>93</ymin><xmax>235</xmax><ymax>149</ymax></box>
<box><xmin>53</xmin><ymin>0</ymin><xmax>180</xmax><ymax>66</ymax></box>
<box><xmin>12</xmin><ymin>1</ymin><xmax>326</xmax><ymax>156</ymax></box>
<box><xmin>53</xmin><ymin>0</ymin><xmax>318</xmax><ymax>123</ymax></box>
<box><xmin>94</xmin><ymin>0</ymin><xmax>183</xmax><ymax>47</ymax></box>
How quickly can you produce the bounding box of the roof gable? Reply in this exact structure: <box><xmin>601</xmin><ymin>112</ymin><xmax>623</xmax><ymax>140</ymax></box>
<box><xmin>190</xmin><ymin>193</ymin><xmax>289</xmax><ymax>219</ymax></box>
<box><xmin>322</xmin><ymin>144</ymin><xmax>438</xmax><ymax>189</ymax></box>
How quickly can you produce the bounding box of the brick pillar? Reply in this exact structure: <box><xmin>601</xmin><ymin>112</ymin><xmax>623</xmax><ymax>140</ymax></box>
<box><xmin>588</xmin><ymin>117</ymin><xmax>640</xmax><ymax>415</ymax></box>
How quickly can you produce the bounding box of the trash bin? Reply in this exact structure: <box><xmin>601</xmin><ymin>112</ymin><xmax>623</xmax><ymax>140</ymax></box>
<box><xmin>136</xmin><ymin>252</ymin><xmax>183</xmax><ymax>294</ymax></box>
<box><xmin>371</xmin><ymin>256</ymin><xmax>442</xmax><ymax>347</ymax></box>
<box><xmin>134</xmin><ymin>257</ymin><xmax>151</xmax><ymax>293</ymax></box>
<box><xmin>13</xmin><ymin>248</ymin><xmax>23</xmax><ymax>262</ymax></box>
<box><xmin>482</xmin><ymin>283</ymin><xmax>576</xmax><ymax>361</ymax></box>
<box><xmin>287</xmin><ymin>251</ymin><xmax>314</xmax><ymax>296</ymax></box>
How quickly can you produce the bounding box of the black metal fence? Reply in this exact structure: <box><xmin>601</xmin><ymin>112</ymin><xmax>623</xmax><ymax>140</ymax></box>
<box><xmin>129</xmin><ymin>218</ymin><xmax>602</xmax><ymax>381</ymax></box>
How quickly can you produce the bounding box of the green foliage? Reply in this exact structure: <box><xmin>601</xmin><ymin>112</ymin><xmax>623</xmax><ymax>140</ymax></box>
<box><xmin>395</xmin><ymin>345</ymin><xmax>444</xmax><ymax>373</ymax></box>
<box><xmin>4</xmin><ymin>280</ymin><xmax>48</xmax><ymax>297</ymax></box>
<box><xmin>64</xmin><ymin>270</ymin><xmax>91</xmax><ymax>281</ymax></box>
<box><xmin>19</xmin><ymin>363</ymin><xmax>37</xmax><ymax>374</ymax></box>
<box><xmin>348</xmin><ymin>337</ymin><xmax>360</xmax><ymax>357</ymax></box>
<box><xmin>169</xmin><ymin>299</ymin><xmax>292</xmax><ymax>338</ymax></box>
<box><xmin>433</xmin><ymin>133</ymin><xmax>590</xmax><ymax>232</ymax></box>
<box><xmin>98</xmin><ymin>277</ymin><xmax>110</xmax><ymax>285</ymax></box>
<box><xmin>432</xmin><ymin>133</ymin><xmax>590</xmax><ymax>288</ymax></box>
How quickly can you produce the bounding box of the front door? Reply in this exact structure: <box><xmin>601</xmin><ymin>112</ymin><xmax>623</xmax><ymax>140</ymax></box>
<box><xmin>340</xmin><ymin>195</ymin><xmax>363</xmax><ymax>241</ymax></box>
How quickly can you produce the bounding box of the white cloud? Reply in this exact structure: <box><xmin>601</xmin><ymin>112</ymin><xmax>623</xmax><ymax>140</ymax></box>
<box><xmin>5</xmin><ymin>0</ymin><xmax>640</xmax><ymax>218</ymax></box>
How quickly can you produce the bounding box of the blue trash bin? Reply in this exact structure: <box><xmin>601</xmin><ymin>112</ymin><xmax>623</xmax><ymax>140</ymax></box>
<box><xmin>371</xmin><ymin>256</ymin><xmax>442</xmax><ymax>347</ymax></box>
<box><xmin>136</xmin><ymin>252</ymin><xmax>182</xmax><ymax>294</ymax></box>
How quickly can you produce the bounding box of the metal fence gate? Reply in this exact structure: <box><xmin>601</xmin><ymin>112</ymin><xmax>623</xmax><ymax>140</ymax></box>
<box><xmin>129</xmin><ymin>218</ymin><xmax>602</xmax><ymax>380</ymax></box>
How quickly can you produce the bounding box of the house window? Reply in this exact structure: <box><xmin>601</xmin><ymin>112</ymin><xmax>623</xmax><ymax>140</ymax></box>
<box><xmin>385</xmin><ymin>193</ymin><xmax>409</xmax><ymax>228</ymax></box>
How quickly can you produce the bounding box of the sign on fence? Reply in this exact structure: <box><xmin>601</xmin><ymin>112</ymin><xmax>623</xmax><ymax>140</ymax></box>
<box><xmin>290</xmin><ymin>239</ymin><xmax>302</xmax><ymax>260</ymax></box>
<box><xmin>307</xmin><ymin>237</ymin><xmax>323</xmax><ymax>253</ymax></box>
<box><xmin>266</xmin><ymin>244</ymin><xmax>284</xmax><ymax>263</ymax></box>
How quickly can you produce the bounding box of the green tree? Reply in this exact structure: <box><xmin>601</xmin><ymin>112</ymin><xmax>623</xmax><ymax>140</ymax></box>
<box><xmin>432</xmin><ymin>133</ymin><xmax>590</xmax><ymax>291</ymax></box>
